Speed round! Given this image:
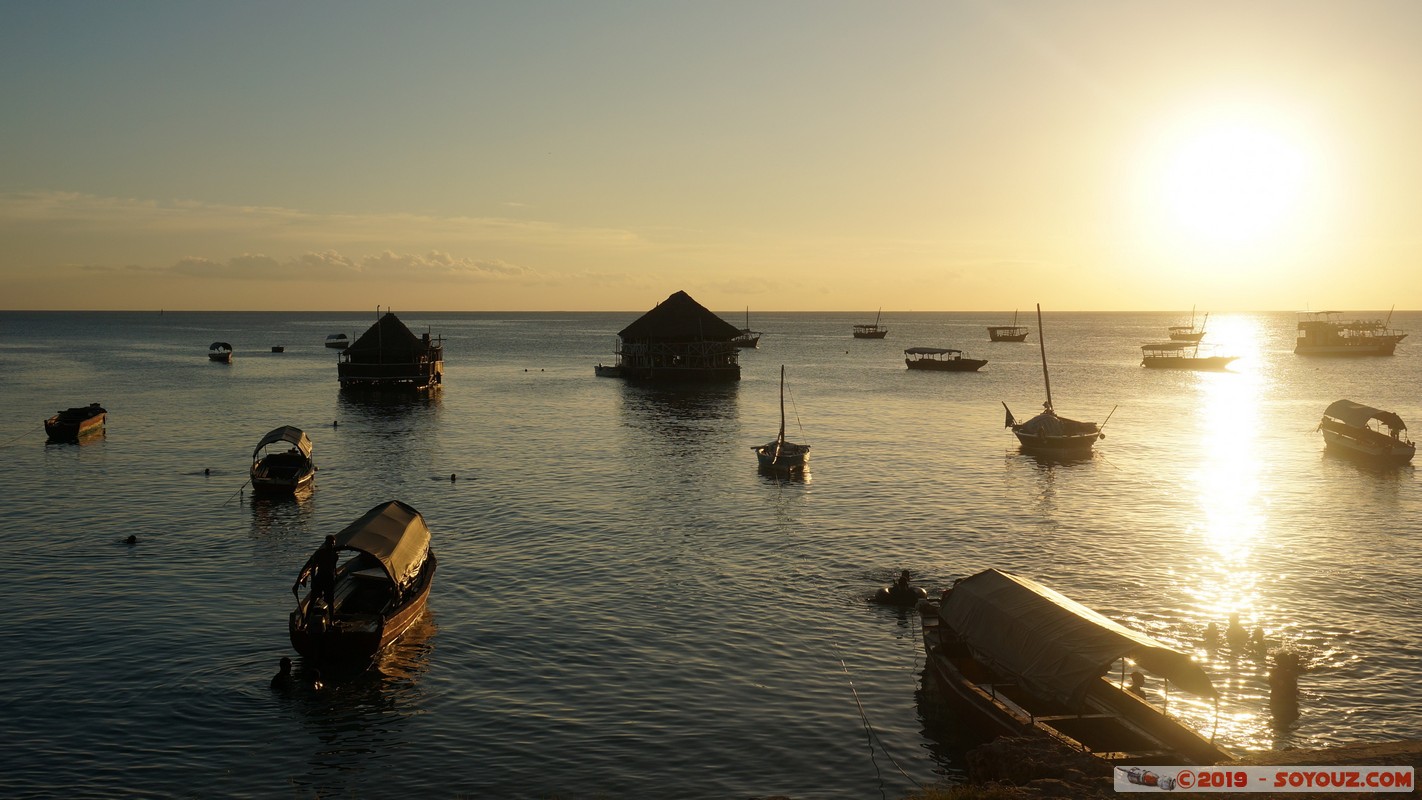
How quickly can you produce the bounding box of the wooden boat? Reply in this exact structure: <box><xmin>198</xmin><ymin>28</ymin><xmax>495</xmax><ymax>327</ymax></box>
<box><xmin>853</xmin><ymin>308</ymin><xmax>888</xmax><ymax>339</ymax></box>
<box><xmin>1003</xmin><ymin>305</ymin><xmax>1108</xmax><ymax>456</ymax></box>
<box><xmin>289</xmin><ymin>500</ymin><xmax>438</xmax><ymax>667</ymax></box>
<box><xmin>1168</xmin><ymin>307</ymin><xmax>1207</xmax><ymax>342</ymax></box>
<box><xmin>250</xmin><ymin>425</ymin><xmax>316</xmax><ymax>494</ymax></box>
<box><xmin>920</xmin><ymin>568</ymin><xmax>1232</xmax><ymax>766</ymax></box>
<box><xmin>1140</xmin><ymin>341</ymin><xmax>1237</xmax><ymax>371</ymax></box>
<box><xmin>325</xmin><ymin>333</ymin><xmax>350</xmax><ymax>349</ymax></box>
<box><xmin>44</xmin><ymin>403</ymin><xmax>106</xmax><ymax>441</ymax></box>
<box><xmin>593</xmin><ymin>363</ymin><xmax>622</xmax><ymax>377</ymax></box>
<box><xmin>753</xmin><ymin>365</ymin><xmax>810</xmax><ymax>473</ymax></box>
<box><xmin>1295</xmin><ymin>310</ymin><xmax>1406</xmax><ymax>356</ymax></box>
<box><xmin>987</xmin><ymin>310</ymin><xmax>1030</xmax><ymax>342</ymax></box>
<box><xmin>905</xmin><ymin>347</ymin><xmax>988</xmax><ymax>371</ymax></box>
<box><xmin>271</xmin><ymin>346</ymin><xmax>285</xmax><ymax>353</ymax></box>
<box><xmin>207</xmin><ymin>341</ymin><xmax>233</xmax><ymax>362</ymax></box>
<box><xmin>731</xmin><ymin>307</ymin><xmax>762</xmax><ymax>349</ymax></box>
<box><xmin>1318</xmin><ymin>399</ymin><xmax>1415</xmax><ymax>464</ymax></box>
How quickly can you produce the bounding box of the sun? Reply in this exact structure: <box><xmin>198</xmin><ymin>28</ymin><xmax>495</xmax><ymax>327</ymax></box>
<box><xmin>1161</xmin><ymin>121</ymin><xmax>1309</xmax><ymax>247</ymax></box>
<box><xmin>1133</xmin><ymin>104</ymin><xmax>1327</xmax><ymax>260</ymax></box>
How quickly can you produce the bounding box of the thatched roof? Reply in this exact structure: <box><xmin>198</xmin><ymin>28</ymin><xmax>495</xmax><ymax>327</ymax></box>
<box><xmin>345</xmin><ymin>312</ymin><xmax>427</xmax><ymax>362</ymax></box>
<box><xmin>618</xmin><ymin>290</ymin><xmax>740</xmax><ymax>342</ymax></box>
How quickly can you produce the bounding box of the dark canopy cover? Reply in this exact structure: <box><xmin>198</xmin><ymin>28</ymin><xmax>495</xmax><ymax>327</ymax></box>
<box><xmin>209</xmin><ymin>342</ymin><xmax>232</xmax><ymax>350</ymax></box>
<box><xmin>1323</xmin><ymin>399</ymin><xmax>1406</xmax><ymax>432</ymax></box>
<box><xmin>252</xmin><ymin>425</ymin><xmax>312</xmax><ymax>459</ymax></box>
<box><xmin>333</xmin><ymin>500</ymin><xmax>432</xmax><ymax>588</ymax></box>
<box><xmin>904</xmin><ymin>347</ymin><xmax>961</xmax><ymax>355</ymax></box>
<box><xmin>345</xmin><ymin>312</ymin><xmax>427</xmax><ymax>363</ymax></box>
<box><xmin>943</xmin><ymin>569</ymin><xmax>1217</xmax><ymax>709</ymax></box>
<box><xmin>618</xmin><ymin>290</ymin><xmax>741</xmax><ymax>342</ymax></box>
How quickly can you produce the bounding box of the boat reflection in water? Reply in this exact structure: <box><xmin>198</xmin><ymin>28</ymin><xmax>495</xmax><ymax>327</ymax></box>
<box><xmin>249</xmin><ymin>488</ymin><xmax>316</xmax><ymax>537</ymax></box>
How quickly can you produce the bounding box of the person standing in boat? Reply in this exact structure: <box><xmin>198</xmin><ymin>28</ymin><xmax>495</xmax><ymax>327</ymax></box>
<box><xmin>296</xmin><ymin>535</ymin><xmax>339</xmax><ymax>612</ymax></box>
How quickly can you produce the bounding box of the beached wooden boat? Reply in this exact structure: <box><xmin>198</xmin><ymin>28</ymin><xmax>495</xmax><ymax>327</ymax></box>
<box><xmin>208</xmin><ymin>341</ymin><xmax>233</xmax><ymax>362</ymax></box>
<box><xmin>853</xmin><ymin>308</ymin><xmax>888</xmax><ymax>339</ymax></box>
<box><xmin>1168</xmin><ymin>307</ymin><xmax>1207</xmax><ymax>342</ymax></box>
<box><xmin>325</xmin><ymin>333</ymin><xmax>349</xmax><ymax>349</ymax></box>
<box><xmin>920</xmin><ymin>568</ymin><xmax>1232</xmax><ymax>766</ymax></box>
<box><xmin>1003</xmin><ymin>305</ymin><xmax>1108</xmax><ymax>456</ymax></box>
<box><xmin>987</xmin><ymin>310</ymin><xmax>1030</xmax><ymax>342</ymax></box>
<box><xmin>1318</xmin><ymin>400</ymin><xmax>1415</xmax><ymax>464</ymax></box>
<box><xmin>1295</xmin><ymin>311</ymin><xmax>1406</xmax><ymax>356</ymax></box>
<box><xmin>905</xmin><ymin>347</ymin><xmax>987</xmax><ymax>371</ymax></box>
<box><xmin>250</xmin><ymin>426</ymin><xmax>316</xmax><ymax>494</ymax></box>
<box><xmin>732</xmin><ymin>307</ymin><xmax>761</xmax><ymax>349</ymax></box>
<box><xmin>44</xmin><ymin>403</ymin><xmax>106</xmax><ymax>441</ymax></box>
<box><xmin>1140</xmin><ymin>342</ymin><xmax>1237</xmax><ymax>371</ymax></box>
<box><xmin>289</xmin><ymin>500</ymin><xmax>437</xmax><ymax>667</ymax></box>
<box><xmin>753</xmin><ymin>366</ymin><xmax>810</xmax><ymax>473</ymax></box>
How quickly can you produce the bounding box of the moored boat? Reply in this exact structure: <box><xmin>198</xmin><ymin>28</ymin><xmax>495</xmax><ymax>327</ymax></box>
<box><xmin>208</xmin><ymin>342</ymin><xmax>234</xmax><ymax>362</ymax></box>
<box><xmin>271</xmin><ymin>346</ymin><xmax>285</xmax><ymax>353</ymax></box>
<box><xmin>1140</xmin><ymin>341</ymin><xmax>1237</xmax><ymax>371</ymax></box>
<box><xmin>1295</xmin><ymin>311</ymin><xmax>1406</xmax><ymax>356</ymax></box>
<box><xmin>289</xmin><ymin>500</ymin><xmax>437</xmax><ymax>668</ymax></box>
<box><xmin>920</xmin><ymin>568</ymin><xmax>1232</xmax><ymax>765</ymax></box>
<box><xmin>987</xmin><ymin>310</ymin><xmax>1030</xmax><ymax>342</ymax></box>
<box><xmin>732</xmin><ymin>307</ymin><xmax>762</xmax><ymax>349</ymax></box>
<box><xmin>905</xmin><ymin>347</ymin><xmax>987</xmax><ymax>371</ymax></box>
<box><xmin>44</xmin><ymin>403</ymin><xmax>106</xmax><ymax>441</ymax></box>
<box><xmin>1168</xmin><ymin>307</ymin><xmax>1207</xmax><ymax>342</ymax></box>
<box><xmin>1318</xmin><ymin>400</ymin><xmax>1415</xmax><ymax>464</ymax></box>
<box><xmin>250</xmin><ymin>426</ymin><xmax>316</xmax><ymax>494</ymax></box>
<box><xmin>853</xmin><ymin>308</ymin><xmax>888</xmax><ymax>339</ymax></box>
<box><xmin>753</xmin><ymin>365</ymin><xmax>810</xmax><ymax>473</ymax></box>
<box><xmin>593</xmin><ymin>363</ymin><xmax>622</xmax><ymax>377</ymax></box>
<box><xmin>325</xmin><ymin>333</ymin><xmax>349</xmax><ymax>349</ymax></box>
<box><xmin>1003</xmin><ymin>305</ymin><xmax>1109</xmax><ymax>456</ymax></box>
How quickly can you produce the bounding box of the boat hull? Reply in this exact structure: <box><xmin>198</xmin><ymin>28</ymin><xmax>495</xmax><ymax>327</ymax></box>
<box><xmin>251</xmin><ymin>466</ymin><xmax>316</xmax><ymax>494</ymax></box>
<box><xmin>906</xmin><ymin>358</ymin><xmax>987</xmax><ymax>371</ymax></box>
<box><xmin>1141</xmin><ymin>356</ymin><xmax>1237</xmax><ymax>370</ymax></box>
<box><xmin>754</xmin><ymin>443</ymin><xmax>810</xmax><ymax>472</ymax></box>
<box><xmin>1321</xmin><ymin>429</ymin><xmax>1415</xmax><ymax>464</ymax></box>
<box><xmin>44</xmin><ymin>407</ymin><xmax>106</xmax><ymax>441</ymax></box>
<box><xmin>289</xmin><ymin>553</ymin><xmax>437</xmax><ymax>667</ymax></box>
<box><xmin>987</xmin><ymin>327</ymin><xmax>1029</xmax><ymax>342</ymax></box>
<box><xmin>852</xmin><ymin>330</ymin><xmax>888</xmax><ymax>339</ymax></box>
<box><xmin>208</xmin><ymin>352</ymin><xmax>233</xmax><ymax>362</ymax></box>
<box><xmin>1012</xmin><ymin>430</ymin><xmax>1099</xmax><ymax>455</ymax></box>
<box><xmin>1295</xmin><ymin>342</ymin><xmax>1398</xmax><ymax>356</ymax></box>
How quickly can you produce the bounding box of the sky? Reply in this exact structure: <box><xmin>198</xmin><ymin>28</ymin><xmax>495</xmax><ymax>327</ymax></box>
<box><xmin>3</xmin><ymin>1</ymin><xmax>1421</xmax><ymax>312</ymax></box>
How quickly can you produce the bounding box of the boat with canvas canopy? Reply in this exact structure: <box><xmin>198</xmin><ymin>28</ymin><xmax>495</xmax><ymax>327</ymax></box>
<box><xmin>289</xmin><ymin>500</ymin><xmax>437</xmax><ymax>668</ymax></box>
<box><xmin>1295</xmin><ymin>310</ymin><xmax>1406</xmax><ymax>356</ymax></box>
<box><xmin>207</xmin><ymin>342</ymin><xmax>233</xmax><ymax>362</ymax></box>
<box><xmin>920</xmin><ymin>568</ymin><xmax>1231</xmax><ymax>765</ymax></box>
<box><xmin>1318</xmin><ymin>399</ymin><xmax>1415</xmax><ymax>464</ymax></box>
<box><xmin>250</xmin><ymin>425</ymin><xmax>316</xmax><ymax>494</ymax></box>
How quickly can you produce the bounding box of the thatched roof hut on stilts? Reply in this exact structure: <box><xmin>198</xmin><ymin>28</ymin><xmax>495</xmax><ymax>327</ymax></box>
<box><xmin>337</xmin><ymin>310</ymin><xmax>445</xmax><ymax>391</ymax></box>
<box><xmin>614</xmin><ymin>291</ymin><xmax>741</xmax><ymax>381</ymax></box>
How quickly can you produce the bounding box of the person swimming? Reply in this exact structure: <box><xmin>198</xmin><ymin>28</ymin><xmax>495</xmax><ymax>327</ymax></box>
<box><xmin>1226</xmin><ymin>613</ymin><xmax>1249</xmax><ymax>651</ymax></box>
<box><xmin>270</xmin><ymin>657</ymin><xmax>293</xmax><ymax>690</ymax></box>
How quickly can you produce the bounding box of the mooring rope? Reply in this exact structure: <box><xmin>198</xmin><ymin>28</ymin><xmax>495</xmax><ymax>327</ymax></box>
<box><xmin>834</xmin><ymin>643</ymin><xmax>925</xmax><ymax>794</ymax></box>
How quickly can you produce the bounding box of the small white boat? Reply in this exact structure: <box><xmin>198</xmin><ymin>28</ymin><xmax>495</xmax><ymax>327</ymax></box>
<box><xmin>325</xmin><ymin>333</ymin><xmax>350</xmax><ymax>349</ymax></box>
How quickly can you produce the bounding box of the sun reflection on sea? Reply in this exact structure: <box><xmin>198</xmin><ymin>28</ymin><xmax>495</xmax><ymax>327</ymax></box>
<box><xmin>1172</xmin><ymin>316</ymin><xmax>1285</xmax><ymax>751</ymax></box>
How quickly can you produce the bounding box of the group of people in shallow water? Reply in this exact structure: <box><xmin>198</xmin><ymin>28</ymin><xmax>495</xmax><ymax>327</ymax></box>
<box><xmin>1202</xmin><ymin>612</ymin><xmax>1305</xmax><ymax>725</ymax></box>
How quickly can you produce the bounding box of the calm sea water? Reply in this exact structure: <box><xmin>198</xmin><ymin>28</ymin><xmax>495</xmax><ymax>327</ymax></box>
<box><xmin>2</xmin><ymin>309</ymin><xmax>1420</xmax><ymax>799</ymax></box>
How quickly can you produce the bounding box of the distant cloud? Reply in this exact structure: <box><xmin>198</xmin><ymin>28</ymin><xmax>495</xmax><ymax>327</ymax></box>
<box><xmin>167</xmin><ymin>249</ymin><xmax>534</xmax><ymax>283</ymax></box>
